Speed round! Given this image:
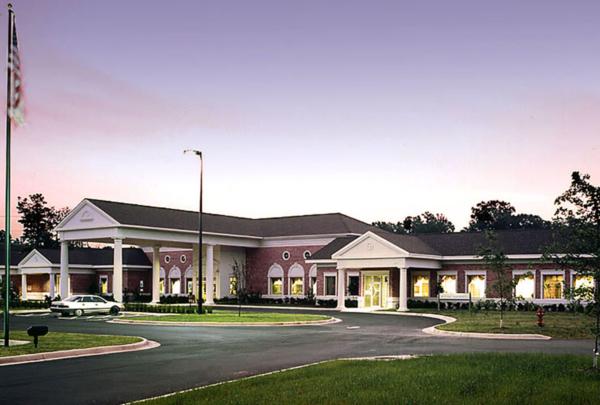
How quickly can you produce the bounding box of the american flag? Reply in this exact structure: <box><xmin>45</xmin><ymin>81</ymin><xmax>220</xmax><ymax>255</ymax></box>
<box><xmin>8</xmin><ymin>10</ymin><xmax>24</xmax><ymax>126</ymax></box>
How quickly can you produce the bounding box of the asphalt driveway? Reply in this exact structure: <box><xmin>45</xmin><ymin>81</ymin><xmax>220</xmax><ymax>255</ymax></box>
<box><xmin>0</xmin><ymin>310</ymin><xmax>593</xmax><ymax>405</ymax></box>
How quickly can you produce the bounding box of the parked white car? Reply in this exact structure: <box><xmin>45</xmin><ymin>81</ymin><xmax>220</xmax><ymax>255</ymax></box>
<box><xmin>50</xmin><ymin>295</ymin><xmax>124</xmax><ymax>316</ymax></box>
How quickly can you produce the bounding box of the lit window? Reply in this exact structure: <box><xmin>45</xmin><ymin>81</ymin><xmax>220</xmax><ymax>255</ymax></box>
<box><xmin>159</xmin><ymin>279</ymin><xmax>165</xmax><ymax>294</ymax></box>
<box><xmin>543</xmin><ymin>275</ymin><xmax>563</xmax><ymax>299</ymax></box>
<box><xmin>186</xmin><ymin>279</ymin><xmax>193</xmax><ymax>294</ymax></box>
<box><xmin>348</xmin><ymin>276</ymin><xmax>359</xmax><ymax>296</ymax></box>
<box><xmin>514</xmin><ymin>274</ymin><xmax>534</xmax><ymax>300</ymax></box>
<box><xmin>170</xmin><ymin>279</ymin><xmax>181</xmax><ymax>294</ymax></box>
<box><xmin>164</xmin><ymin>255</ymin><xmax>171</xmax><ymax>264</ymax></box>
<box><xmin>290</xmin><ymin>277</ymin><xmax>303</xmax><ymax>296</ymax></box>
<box><xmin>574</xmin><ymin>274</ymin><xmax>593</xmax><ymax>290</ymax></box>
<box><xmin>229</xmin><ymin>276</ymin><xmax>238</xmax><ymax>295</ymax></box>
<box><xmin>270</xmin><ymin>277</ymin><xmax>283</xmax><ymax>295</ymax></box>
<box><xmin>439</xmin><ymin>275</ymin><xmax>456</xmax><ymax>294</ymax></box>
<box><xmin>303</xmin><ymin>250</ymin><xmax>311</xmax><ymax>260</ymax></box>
<box><xmin>282</xmin><ymin>251</ymin><xmax>290</xmax><ymax>261</ymax></box>
<box><xmin>180</xmin><ymin>255</ymin><xmax>187</xmax><ymax>263</ymax></box>
<box><xmin>201</xmin><ymin>277</ymin><xmax>217</xmax><ymax>298</ymax></box>
<box><xmin>413</xmin><ymin>275</ymin><xmax>430</xmax><ymax>297</ymax></box>
<box><xmin>100</xmin><ymin>277</ymin><xmax>108</xmax><ymax>294</ymax></box>
<box><xmin>468</xmin><ymin>275</ymin><xmax>486</xmax><ymax>298</ymax></box>
<box><xmin>325</xmin><ymin>275</ymin><xmax>336</xmax><ymax>296</ymax></box>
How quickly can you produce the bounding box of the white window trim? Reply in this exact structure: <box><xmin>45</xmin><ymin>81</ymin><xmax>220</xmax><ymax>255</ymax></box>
<box><xmin>411</xmin><ymin>270</ymin><xmax>431</xmax><ymax>298</ymax></box>
<box><xmin>540</xmin><ymin>269</ymin><xmax>565</xmax><ymax>301</ymax></box>
<box><xmin>303</xmin><ymin>250</ymin><xmax>311</xmax><ymax>260</ymax></box>
<box><xmin>464</xmin><ymin>270</ymin><xmax>487</xmax><ymax>299</ymax></box>
<box><xmin>180</xmin><ymin>255</ymin><xmax>187</xmax><ymax>263</ymax></box>
<box><xmin>323</xmin><ymin>271</ymin><xmax>337</xmax><ymax>298</ymax></box>
<box><xmin>282</xmin><ymin>251</ymin><xmax>290</xmax><ymax>261</ymax></box>
<box><xmin>164</xmin><ymin>255</ymin><xmax>171</xmax><ymax>264</ymax></box>
<box><xmin>268</xmin><ymin>277</ymin><xmax>284</xmax><ymax>296</ymax></box>
<box><xmin>512</xmin><ymin>269</ymin><xmax>536</xmax><ymax>300</ymax></box>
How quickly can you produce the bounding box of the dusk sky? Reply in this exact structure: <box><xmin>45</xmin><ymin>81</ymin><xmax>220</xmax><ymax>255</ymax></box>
<box><xmin>2</xmin><ymin>0</ymin><xmax>600</xmax><ymax>235</ymax></box>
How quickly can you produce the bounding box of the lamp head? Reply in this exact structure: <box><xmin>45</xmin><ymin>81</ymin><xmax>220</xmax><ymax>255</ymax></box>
<box><xmin>184</xmin><ymin>149</ymin><xmax>202</xmax><ymax>158</ymax></box>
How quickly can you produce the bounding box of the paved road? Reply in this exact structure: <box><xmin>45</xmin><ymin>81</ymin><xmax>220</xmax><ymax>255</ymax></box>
<box><xmin>0</xmin><ymin>310</ymin><xmax>592</xmax><ymax>405</ymax></box>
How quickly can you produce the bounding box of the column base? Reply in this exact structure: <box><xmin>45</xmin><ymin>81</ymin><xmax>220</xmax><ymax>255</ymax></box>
<box><xmin>397</xmin><ymin>307</ymin><xmax>408</xmax><ymax>312</ymax></box>
<box><xmin>336</xmin><ymin>306</ymin><xmax>346</xmax><ymax>311</ymax></box>
<box><xmin>205</xmin><ymin>300</ymin><xmax>215</xmax><ymax>306</ymax></box>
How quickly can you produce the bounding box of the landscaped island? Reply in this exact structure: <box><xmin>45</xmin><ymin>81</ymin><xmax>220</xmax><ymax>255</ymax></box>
<box><xmin>122</xmin><ymin>310</ymin><xmax>331</xmax><ymax>324</ymax></box>
<box><xmin>414</xmin><ymin>310</ymin><xmax>595</xmax><ymax>339</ymax></box>
<box><xmin>140</xmin><ymin>353</ymin><xmax>600</xmax><ymax>404</ymax></box>
<box><xmin>0</xmin><ymin>331</ymin><xmax>142</xmax><ymax>357</ymax></box>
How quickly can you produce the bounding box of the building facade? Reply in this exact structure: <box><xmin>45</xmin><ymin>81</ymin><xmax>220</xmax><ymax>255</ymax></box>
<box><xmin>34</xmin><ymin>198</ymin><xmax>587</xmax><ymax>309</ymax></box>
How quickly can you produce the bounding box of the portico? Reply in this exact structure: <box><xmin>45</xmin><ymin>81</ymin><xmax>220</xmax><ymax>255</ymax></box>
<box><xmin>55</xmin><ymin>199</ymin><xmax>251</xmax><ymax>302</ymax></box>
<box><xmin>310</xmin><ymin>231</ymin><xmax>441</xmax><ymax>311</ymax></box>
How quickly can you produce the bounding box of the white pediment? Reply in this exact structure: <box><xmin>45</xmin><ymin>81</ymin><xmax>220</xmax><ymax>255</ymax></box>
<box><xmin>19</xmin><ymin>249</ymin><xmax>53</xmax><ymax>268</ymax></box>
<box><xmin>56</xmin><ymin>200</ymin><xmax>119</xmax><ymax>230</ymax></box>
<box><xmin>332</xmin><ymin>232</ymin><xmax>408</xmax><ymax>260</ymax></box>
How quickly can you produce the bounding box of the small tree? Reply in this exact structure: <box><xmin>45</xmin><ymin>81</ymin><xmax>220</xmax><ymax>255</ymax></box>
<box><xmin>478</xmin><ymin>231</ymin><xmax>515</xmax><ymax>328</ymax></box>
<box><xmin>231</xmin><ymin>259</ymin><xmax>249</xmax><ymax>317</ymax></box>
<box><xmin>545</xmin><ymin>171</ymin><xmax>600</xmax><ymax>368</ymax></box>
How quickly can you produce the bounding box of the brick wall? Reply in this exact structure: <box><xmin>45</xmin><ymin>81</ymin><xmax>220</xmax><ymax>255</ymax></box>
<box><xmin>246</xmin><ymin>246</ymin><xmax>325</xmax><ymax>295</ymax></box>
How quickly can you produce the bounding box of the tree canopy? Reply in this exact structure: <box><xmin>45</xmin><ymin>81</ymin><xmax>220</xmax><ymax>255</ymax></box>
<box><xmin>16</xmin><ymin>193</ymin><xmax>70</xmax><ymax>248</ymax></box>
<box><xmin>373</xmin><ymin>211</ymin><xmax>455</xmax><ymax>234</ymax></box>
<box><xmin>464</xmin><ymin>200</ymin><xmax>550</xmax><ymax>231</ymax></box>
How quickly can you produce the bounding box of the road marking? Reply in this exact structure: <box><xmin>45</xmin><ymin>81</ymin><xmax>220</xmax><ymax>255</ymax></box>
<box><xmin>346</xmin><ymin>326</ymin><xmax>360</xmax><ymax>329</ymax></box>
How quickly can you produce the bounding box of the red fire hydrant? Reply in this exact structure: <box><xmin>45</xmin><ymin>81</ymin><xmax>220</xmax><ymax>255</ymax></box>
<box><xmin>536</xmin><ymin>307</ymin><xmax>545</xmax><ymax>327</ymax></box>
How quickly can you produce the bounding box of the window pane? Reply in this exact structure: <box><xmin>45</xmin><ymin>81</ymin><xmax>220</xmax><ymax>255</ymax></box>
<box><xmin>543</xmin><ymin>275</ymin><xmax>563</xmax><ymax>299</ymax></box>
<box><xmin>171</xmin><ymin>279</ymin><xmax>181</xmax><ymax>295</ymax></box>
<box><xmin>325</xmin><ymin>276</ymin><xmax>336</xmax><ymax>296</ymax></box>
<box><xmin>514</xmin><ymin>274</ymin><xmax>534</xmax><ymax>300</ymax></box>
<box><xmin>159</xmin><ymin>279</ymin><xmax>164</xmax><ymax>294</ymax></box>
<box><xmin>468</xmin><ymin>275</ymin><xmax>486</xmax><ymax>298</ymax></box>
<box><xmin>229</xmin><ymin>276</ymin><xmax>238</xmax><ymax>295</ymax></box>
<box><xmin>271</xmin><ymin>277</ymin><xmax>282</xmax><ymax>295</ymax></box>
<box><xmin>348</xmin><ymin>276</ymin><xmax>359</xmax><ymax>296</ymax></box>
<box><xmin>290</xmin><ymin>277</ymin><xmax>303</xmax><ymax>296</ymax></box>
<box><xmin>439</xmin><ymin>275</ymin><xmax>457</xmax><ymax>294</ymax></box>
<box><xmin>413</xmin><ymin>275</ymin><xmax>430</xmax><ymax>297</ymax></box>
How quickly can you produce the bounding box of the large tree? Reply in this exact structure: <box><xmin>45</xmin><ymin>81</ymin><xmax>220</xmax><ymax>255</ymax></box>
<box><xmin>465</xmin><ymin>200</ymin><xmax>550</xmax><ymax>231</ymax></box>
<box><xmin>545</xmin><ymin>172</ymin><xmax>600</xmax><ymax>368</ymax></box>
<box><xmin>373</xmin><ymin>211</ymin><xmax>455</xmax><ymax>234</ymax></box>
<box><xmin>17</xmin><ymin>193</ymin><xmax>69</xmax><ymax>248</ymax></box>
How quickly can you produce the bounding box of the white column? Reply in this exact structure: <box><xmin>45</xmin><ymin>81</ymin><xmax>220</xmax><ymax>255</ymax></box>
<box><xmin>205</xmin><ymin>244</ymin><xmax>215</xmax><ymax>305</ymax></box>
<box><xmin>113</xmin><ymin>238</ymin><xmax>123</xmax><ymax>302</ymax></box>
<box><xmin>152</xmin><ymin>246</ymin><xmax>160</xmax><ymax>303</ymax></box>
<box><xmin>49</xmin><ymin>272</ymin><xmax>55</xmax><ymax>299</ymax></box>
<box><xmin>336</xmin><ymin>268</ymin><xmax>346</xmax><ymax>310</ymax></box>
<box><xmin>192</xmin><ymin>244</ymin><xmax>199</xmax><ymax>298</ymax></box>
<box><xmin>60</xmin><ymin>241</ymin><xmax>69</xmax><ymax>298</ymax></box>
<box><xmin>21</xmin><ymin>274</ymin><xmax>27</xmax><ymax>301</ymax></box>
<box><xmin>398</xmin><ymin>267</ymin><xmax>408</xmax><ymax>312</ymax></box>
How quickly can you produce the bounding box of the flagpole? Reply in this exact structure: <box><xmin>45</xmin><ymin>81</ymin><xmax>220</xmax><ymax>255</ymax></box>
<box><xmin>3</xmin><ymin>3</ymin><xmax>13</xmax><ymax>347</ymax></box>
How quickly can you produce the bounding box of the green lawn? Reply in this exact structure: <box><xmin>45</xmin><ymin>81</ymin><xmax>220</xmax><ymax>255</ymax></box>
<box><xmin>411</xmin><ymin>309</ymin><xmax>595</xmax><ymax>339</ymax></box>
<box><xmin>140</xmin><ymin>353</ymin><xmax>600</xmax><ymax>405</ymax></box>
<box><xmin>0</xmin><ymin>331</ymin><xmax>141</xmax><ymax>357</ymax></box>
<box><xmin>124</xmin><ymin>311</ymin><xmax>330</xmax><ymax>323</ymax></box>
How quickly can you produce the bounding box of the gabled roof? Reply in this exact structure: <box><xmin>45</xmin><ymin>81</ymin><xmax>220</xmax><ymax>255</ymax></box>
<box><xmin>311</xmin><ymin>229</ymin><xmax>559</xmax><ymax>260</ymax></box>
<box><xmin>86</xmin><ymin>199</ymin><xmax>376</xmax><ymax>238</ymax></box>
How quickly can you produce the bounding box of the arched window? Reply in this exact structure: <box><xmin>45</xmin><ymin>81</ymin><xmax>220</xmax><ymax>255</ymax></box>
<box><xmin>184</xmin><ymin>266</ymin><xmax>193</xmax><ymax>294</ymax></box>
<box><xmin>267</xmin><ymin>264</ymin><xmax>284</xmax><ymax>295</ymax></box>
<box><xmin>169</xmin><ymin>266</ymin><xmax>181</xmax><ymax>295</ymax></box>
<box><xmin>288</xmin><ymin>263</ymin><xmax>304</xmax><ymax>296</ymax></box>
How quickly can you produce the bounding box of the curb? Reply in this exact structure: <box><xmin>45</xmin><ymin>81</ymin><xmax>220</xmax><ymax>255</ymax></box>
<box><xmin>213</xmin><ymin>304</ymin><xmax>339</xmax><ymax>312</ymax></box>
<box><xmin>126</xmin><ymin>354</ymin><xmax>419</xmax><ymax>404</ymax></box>
<box><xmin>109</xmin><ymin>316</ymin><xmax>341</xmax><ymax>327</ymax></box>
<box><xmin>0</xmin><ymin>337</ymin><xmax>160</xmax><ymax>367</ymax></box>
<box><xmin>395</xmin><ymin>312</ymin><xmax>552</xmax><ymax>340</ymax></box>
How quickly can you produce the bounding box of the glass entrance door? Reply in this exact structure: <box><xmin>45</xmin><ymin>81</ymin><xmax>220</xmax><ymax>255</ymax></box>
<box><xmin>364</xmin><ymin>275</ymin><xmax>383</xmax><ymax>308</ymax></box>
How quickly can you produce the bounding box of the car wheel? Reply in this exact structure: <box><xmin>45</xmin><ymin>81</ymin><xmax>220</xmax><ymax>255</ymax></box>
<box><xmin>74</xmin><ymin>309</ymin><xmax>84</xmax><ymax>317</ymax></box>
<box><xmin>109</xmin><ymin>306</ymin><xmax>120</xmax><ymax>316</ymax></box>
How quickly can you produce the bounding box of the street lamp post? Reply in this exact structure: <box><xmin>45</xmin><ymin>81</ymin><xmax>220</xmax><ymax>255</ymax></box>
<box><xmin>184</xmin><ymin>149</ymin><xmax>203</xmax><ymax>314</ymax></box>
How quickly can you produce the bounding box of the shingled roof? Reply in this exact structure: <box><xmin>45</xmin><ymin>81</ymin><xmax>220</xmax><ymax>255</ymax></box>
<box><xmin>1</xmin><ymin>246</ymin><xmax>151</xmax><ymax>267</ymax></box>
<box><xmin>311</xmin><ymin>229</ymin><xmax>559</xmax><ymax>260</ymax></box>
<box><xmin>86</xmin><ymin>199</ymin><xmax>375</xmax><ymax>238</ymax></box>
